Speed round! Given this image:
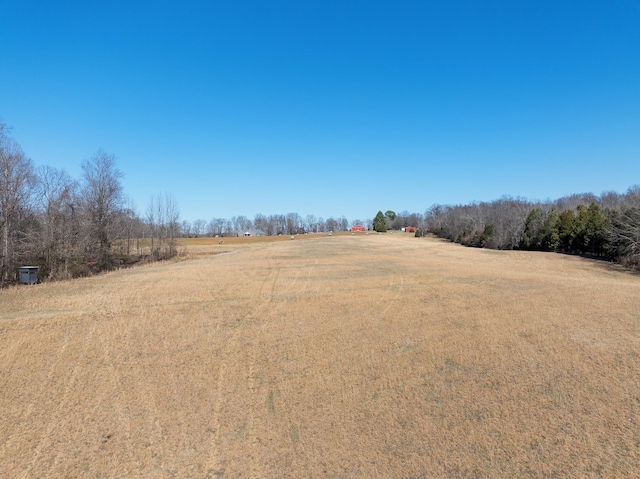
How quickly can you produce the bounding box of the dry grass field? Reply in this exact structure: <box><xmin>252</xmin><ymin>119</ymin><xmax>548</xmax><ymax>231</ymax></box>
<box><xmin>1</xmin><ymin>233</ymin><xmax>639</xmax><ymax>478</ymax></box>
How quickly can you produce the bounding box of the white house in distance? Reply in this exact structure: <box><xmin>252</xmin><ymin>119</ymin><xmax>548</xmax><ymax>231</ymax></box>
<box><xmin>241</xmin><ymin>229</ymin><xmax>267</xmax><ymax>237</ymax></box>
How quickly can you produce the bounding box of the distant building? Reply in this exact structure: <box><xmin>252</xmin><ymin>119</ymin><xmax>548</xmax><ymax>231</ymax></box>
<box><xmin>405</xmin><ymin>226</ymin><xmax>417</xmax><ymax>233</ymax></box>
<box><xmin>351</xmin><ymin>225</ymin><xmax>366</xmax><ymax>232</ymax></box>
<box><xmin>241</xmin><ymin>229</ymin><xmax>267</xmax><ymax>237</ymax></box>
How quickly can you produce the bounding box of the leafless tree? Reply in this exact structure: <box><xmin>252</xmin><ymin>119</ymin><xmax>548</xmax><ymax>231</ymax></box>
<box><xmin>600</xmin><ymin>191</ymin><xmax>624</xmax><ymax>210</ymax></box>
<box><xmin>325</xmin><ymin>217</ymin><xmax>340</xmax><ymax>233</ymax></box>
<box><xmin>80</xmin><ymin>149</ymin><xmax>124</xmax><ymax>269</ymax></box>
<box><xmin>222</xmin><ymin>219</ymin><xmax>234</xmax><ymax>236</ymax></box>
<box><xmin>607</xmin><ymin>186</ymin><xmax>640</xmax><ymax>266</ymax></box>
<box><xmin>253</xmin><ymin>214</ymin><xmax>269</xmax><ymax>235</ymax></box>
<box><xmin>0</xmin><ymin>126</ymin><xmax>36</xmax><ymax>283</ymax></box>
<box><xmin>305</xmin><ymin>214</ymin><xmax>317</xmax><ymax>233</ymax></box>
<box><xmin>624</xmin><ymin>185</ymin><xmax>640</xmax><ymax>208</ymax></box>
<box><xmin>390</xmin><ymin>210</ymin><xmax>424</xmax><ymax>230</ymax></box>
<box><xmin>364</xmin><ymin>218</ymin><xmax>373</xmax><ymax>230</ymax></box>
<box><xmin>207</xmin><ymin>218</ymin><xmax>225</xmax><ymax>237</ymax></box>
<box><xmin>116</xmin><ymin>203</ymin><xmax>145</xmax><ymax>258</ymax></box>
<box><xmin>287</xmin><ymin>212</ymin><xmax>303</xmax><ymax>234</ymax></box>
<box><xmin>192</xmin><ymin>219</ymin><xmax>206</xmax><ymax>237</ymax></box>
<box><xmin>426</xmin><ymin>198</ymin><xmax>533</xmax><ymax>249</ymax></box>
<box><xmin>181</xmin><ymin>220</ymin><xmax>192</xmax><ymax>238</ymax></box>
<box><xmin>35</xmin><ymin>165</ymin><xmax>79</xmax><ymax>279</ymax></box>
<box><xmin>232</xmin><ymin>215</ymin><xmax>252</xmax><ymax>233</ymax></box>
<box><xmin>146</xmin><ymin>192</ymin><xmax>180</xmax><ymax>259</ymax></box>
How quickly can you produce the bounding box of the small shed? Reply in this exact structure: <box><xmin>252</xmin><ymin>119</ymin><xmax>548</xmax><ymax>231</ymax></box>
<box><xmin>351</xmin><ymin>225</ymin><xmax>366</xmax><ymax>232</ymax></box>
<box><xmin>19</xmin><ymin>266</ymin><xmax>39</xmax><ymax>284</ymax></box>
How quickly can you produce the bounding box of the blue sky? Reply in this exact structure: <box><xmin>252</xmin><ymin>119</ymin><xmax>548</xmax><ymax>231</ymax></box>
<box><xmin>1</xmin><ymin>1</ymin><xmax>639</xmax><ymax>223</ymax></box>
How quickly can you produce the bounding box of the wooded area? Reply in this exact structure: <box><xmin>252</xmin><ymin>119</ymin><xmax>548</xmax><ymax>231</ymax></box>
<box><xmin>425</xmin><ymin>190</ymin><xmax>640</xmax><ymax>269</ymax></box>
<box><xmin>0</xmin><ymin>123</ymin><xmax>179</xmax><ymax>285</ymax></box>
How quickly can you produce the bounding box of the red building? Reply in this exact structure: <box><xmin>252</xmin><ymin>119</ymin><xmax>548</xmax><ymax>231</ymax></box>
<box><xmin>405</xmin><ymin>226</ymin><xmax>417</xmax><ymax>233</ymax></box>
<box><xmin>351</xmin><ymin>225</ymin><xmax>366</xmax><ymax>232</ymax></box>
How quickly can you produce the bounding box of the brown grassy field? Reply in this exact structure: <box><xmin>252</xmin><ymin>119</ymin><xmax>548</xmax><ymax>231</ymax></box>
<box><xmin>1</xmin><ymin>233</ymin><xmax>639</xmax><ymax>478</ymax></box>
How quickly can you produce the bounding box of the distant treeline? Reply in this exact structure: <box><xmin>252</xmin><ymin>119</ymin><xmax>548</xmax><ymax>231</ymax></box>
<box><xmin>180</xmin><ymin>211</ymin><xmax>424</xmax><ymax>238</ymax></box>
<box><xmin>425</xmin><ymin>189</ymin><xmax>640</xmax><ymax>269</ymax></box>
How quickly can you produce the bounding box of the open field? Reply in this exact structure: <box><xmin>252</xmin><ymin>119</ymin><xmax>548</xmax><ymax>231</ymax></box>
<box><xmin>1</xmin><ymin>233</ymin><xmax>639</xmax><ymax>477</ymax></box>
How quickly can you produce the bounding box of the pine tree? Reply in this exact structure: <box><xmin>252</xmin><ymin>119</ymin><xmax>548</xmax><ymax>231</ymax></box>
<box><xmin>584</xmin><ymin>202</ymin><xmax>607</xmax><ymax>255</ymax></box>
<box><xmin>373</xmin><ymin>211</ymin><xmax>387</xmax><ymax>232</ymax></box>
<box><xmin>556</xmin><ymin>209</ymin><xmax>575</xmax><ymax>251</ymax></box>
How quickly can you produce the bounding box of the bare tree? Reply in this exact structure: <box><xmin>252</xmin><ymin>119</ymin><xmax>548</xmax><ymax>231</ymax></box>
<box><xmin>208</xmin><ymin>218</ymin><xmax>225</xmax><ymax>237</ymax></box>
<box><xmin>164</xmin><ymin>193</ymin><xmax>180</xmax><ymax>256</ymax></box>
<box><xmin>35</xmin><ymin>165</ymin><xmax>79</xmax><ymax>279</ymax></box>
<box><xmin>624</xmin><ymin>185</ymin><xmax>640</xmax><ymax>208</ymax></box>
<box><xmin>222</xmin><ymin>219</ymin><xmax>234</xmax><ymax>236</ymax></box>
<box><xmin>325</xmin><ymin>217</ymin><xmax>339</xmax><ymax>233</ymax></box>
<box><xmin>0</xmin><ymin>126</ymin><xmax>36</xmax><ymax>283</ymax></box>
<box><xmin>607</xmin><ymin>189</ymin><xmax>640</xmax><ymax>266</ymax></box>
<box><xmin>287</xmin><ymin>212</ymin><xmax>302</xmax><ymax>235</ymax></box>
<box><xmin>305</xmin><ymin>214</ymin><xmax>317</xmax><ymax>233</ymax></box>
<box><xmin>146</xmin><ymin>194</ymin><xmax>157</xmax><ymax>255</ymax></box>
<box><xmin>232</xmin><ymin>215</ymin><xmax>252</xmax><ymax>233</ymax></box>
<box><xmin>80</xmin><ymin>149</ymin><xmax>124</xmax><ymax>269</ymax></box>
<box><xmin>269</xmin><ymin>214</ymin><xmax>286</xmax><ymax>235</ymax></box>
<box><xmin>192</xmin><ymin>219</ymin><xmax>206</xmax><ymax>237</ymax></box>
<box><xmin>364</xmin><ymin>218</ymin><xmax>373</xmax><ymax>231</ymax></box>
<box><xmin>147</xmin><ymin>192</ymin><xmax>180</xmax><ymax>259</ymax></box>
<box><xmin>181</xmin><ymin>220</ymin><xmax>192</xmax><ymax>238</ymax></box>
<box><xmin>115</xmin><ymin>203</ymin><xmax>145</xmax><ymax>258</ymax></box>
<box><xmin>254</xmin><ymin>214</ymin><xmax>269</xmax><ymax>235</ymax></box>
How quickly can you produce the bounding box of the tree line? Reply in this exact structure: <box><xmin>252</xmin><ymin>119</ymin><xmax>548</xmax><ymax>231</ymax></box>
<box><xmin>0</xmin><ymin>122</ymin><xmax>179</xmax><ymax>285</ymax></box>
<box><xmin>424</xmin><ymin>188</ymin><xmax>640</xmax><ymax>269</ymax></box>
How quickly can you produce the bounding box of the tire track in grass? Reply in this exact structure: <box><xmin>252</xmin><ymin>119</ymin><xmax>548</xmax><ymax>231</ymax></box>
<box><xmin>20</xmin><ymin>317</ymin><xmax>98</xmax><ymax>479</ymax></box>
<box><xmin>206</xmin><ymin>355</ymin><xmax>227</xmax><ymax>477</ymax></box>
<box><xmin>206</xmin><ymin>247</ymin><xmax>278</xmax><ymax>478</ymax></box>
<box><xmin>256</xmin><ymin>252</ymin><xmax>313</xmax><ymax>477</ymax></box>
<box><xmin>95</xmin><ymin>313</ymin><xmax>135</xmax><ymax>473</ymax></box>
<box><xmin>0</xmin><ymin>319</ymin><xmax>78</xmax><ymax>465</ymax></box>
<box><xmin>140</xmin><ymin>306</ymin><xmax>166</xmax><ymax>474</ymax></box>
<box><xmin>246</xmin><ymin>248</ymin><xmax>281</xmax><ymax>479</ymax></box>
<box><xmin>209</xmin><ymin>244</ymin><xmax>315</xmax><ymax>478</ymax></box>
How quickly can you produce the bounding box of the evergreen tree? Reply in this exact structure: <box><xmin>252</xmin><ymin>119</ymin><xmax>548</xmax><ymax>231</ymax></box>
<box><xmin>556</xmin><ymin>209</ymin><xmax>575</xmax><ymax>251</ymax></box>
<box><xmin>521</xmin><ymin>208</ymin><xmax>544</xmax><ymax>249</ymax></box>
<box><xmin>584</xmin><ymin>202</ymin><xmax>607</xmax><ymax>255</ymax></box>
<box><xmin>540</xmin><ymin>209</ymin><xmax>560</xmax><ymax>251</ymax></box>
<box><xmin>373</xmin><ymin>211</ymin><xmax>387</xmax><ymax>232</ymax></box>
<box><xmin>571</xmin><ymin>204</ymin><xmax>590</xmax><ymax>253</ymax></box>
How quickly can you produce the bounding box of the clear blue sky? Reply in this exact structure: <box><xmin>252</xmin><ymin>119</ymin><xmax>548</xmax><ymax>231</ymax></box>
<box><xmin>2</xmin><ymin>1</ymin><xmax>639</xmax><ymax>223</ymax></box>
